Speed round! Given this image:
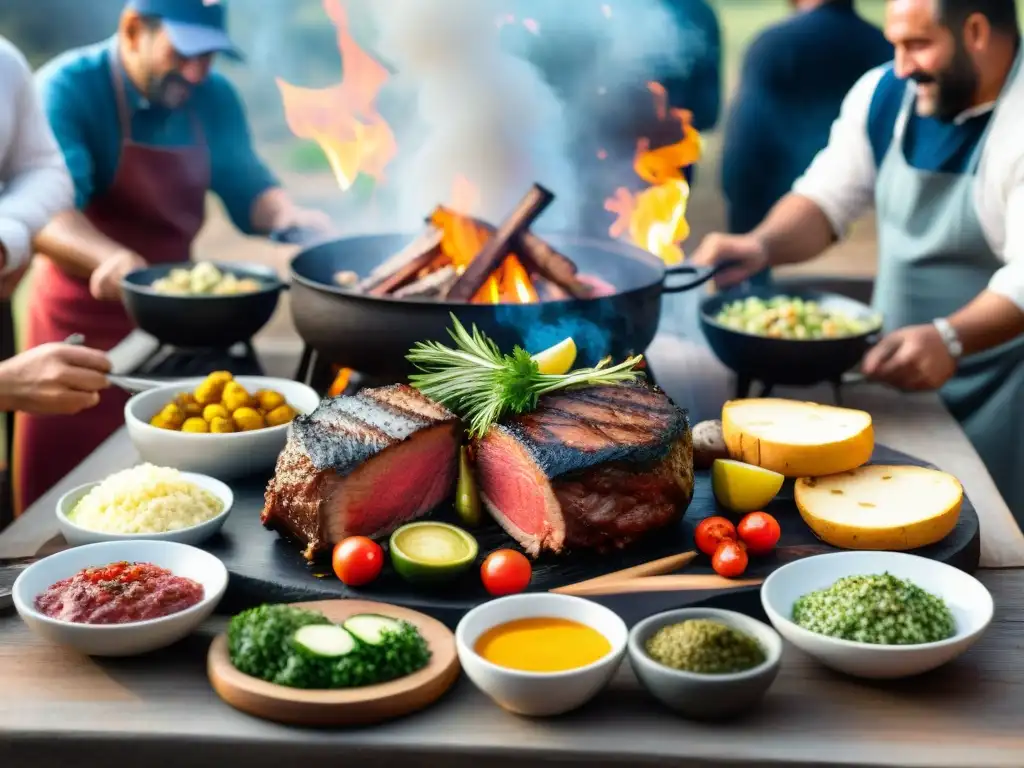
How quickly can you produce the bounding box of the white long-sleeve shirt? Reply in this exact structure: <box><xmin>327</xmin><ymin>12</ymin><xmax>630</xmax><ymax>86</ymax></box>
<box><xmin>792</xmin><ymin>60</ymin><xmax>1024</xmax><ymax>311</ymax></box>
<box><xmin>0</xmin><ymin>35</ymin><xmax>73</xmax><ymax>277</ymax></box>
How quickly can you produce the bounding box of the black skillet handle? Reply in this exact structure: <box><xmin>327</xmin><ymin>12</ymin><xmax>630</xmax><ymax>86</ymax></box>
<box><xmin>269</xmin><ymin>226</ymin><xmax>323</xmax><ymax>246</ymax></box>
<box><xmin>661</xmin><ymin>259</ymin><xmax>743</xmax><ymax>294</ymax></box>
<box><xmin>842</xmin><ymin>330</ymin><xmax>886</xmax><ymax>386</ymax></box>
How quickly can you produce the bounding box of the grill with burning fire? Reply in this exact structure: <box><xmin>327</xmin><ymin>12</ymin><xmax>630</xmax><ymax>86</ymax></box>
<box><xmin>274</xmin><ymin>0</ymin><xmax>708</xmax><ymax>392</ymax></box>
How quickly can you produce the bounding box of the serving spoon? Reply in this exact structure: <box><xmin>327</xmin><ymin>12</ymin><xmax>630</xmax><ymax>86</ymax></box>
<box><xmin>63</xmin><ymin>334</ymin><xmax>165</xmax><ymax>394</ymax></box>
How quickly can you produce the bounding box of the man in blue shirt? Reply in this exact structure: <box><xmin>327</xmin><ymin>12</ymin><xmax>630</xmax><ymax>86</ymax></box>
<box><xmin>720</xmin><ymin>0</ymin><xmax>892</xmax><ymax>284</ymax></box>
<box><xmin>16</xmin><ymin>0</ymin><xmax>331</xmax><ymax>514</ymax></box>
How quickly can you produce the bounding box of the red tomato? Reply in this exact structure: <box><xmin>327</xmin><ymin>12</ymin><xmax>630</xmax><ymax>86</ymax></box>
<box><xmin>332</xmin><ymin>536</ymin><xmax>384</xmax><ymax>586</ymax></box>
<box><xmin>694</xmin><ymin>516</ymin><xmax>738</xmax><ymax>557</ymax></box>
<box><xmin>712</xmin><ymin>540</ymin><xmax>748</xmax><ymax>578</ymax></box>
<box><xmin>737</xmin><ymin>512</ymin><xmax>781</xmax><ymax>555</ymax></box>
<box><xmin>481</xmin><ymin>549</ymin><xmax>532</xmax><ymax>596</ymax></box>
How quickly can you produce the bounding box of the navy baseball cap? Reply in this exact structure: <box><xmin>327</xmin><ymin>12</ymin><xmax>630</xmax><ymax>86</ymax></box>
<box><xmin>127</xmin><ymin>0</ymin><xmax>243</xmax><ymax>61</ymax></box>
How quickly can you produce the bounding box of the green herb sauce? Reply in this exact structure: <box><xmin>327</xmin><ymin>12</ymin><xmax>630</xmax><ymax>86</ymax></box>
<box><xmin>792</xmin><ymin>572</ymin><xmax>956</xmax><ymax>645</ymax></box>
<box><xmin>645</xmin><ymin>619</ymin><xmax>766</xmax><ymax>674</ymax></box>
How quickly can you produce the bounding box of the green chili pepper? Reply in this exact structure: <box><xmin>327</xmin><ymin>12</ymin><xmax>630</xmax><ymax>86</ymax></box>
<box><xmin>455</xmin><ymin>445</ymin><xmax>483</xmax><ymax>527</ymax></box>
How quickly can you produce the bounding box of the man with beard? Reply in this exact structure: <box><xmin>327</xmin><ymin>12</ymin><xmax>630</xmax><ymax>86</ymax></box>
<box><xmin>14</xmin><ymin>0</ymin><xmax>333</xmax><ymax>514</ymax></box>
<box><xmin>692</xmin><ymin>0</ymin><xmax>1024</xmax><ymax>519</ymax></box>
<box><xmin>720</xmin><ymin>0</ymin><xmax>892</xmax><ymax>284</ymax></box>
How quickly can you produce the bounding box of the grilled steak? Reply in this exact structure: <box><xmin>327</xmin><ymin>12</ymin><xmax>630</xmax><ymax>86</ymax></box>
<box><xmin>262</xmin><ymin>384</ymin><xmax>459</xmax><ymax>560</ymax></box>
<box><xmin>475</xmin><ymin>384</ymin><xmax>693</xmax><ymax>556</ymax></box>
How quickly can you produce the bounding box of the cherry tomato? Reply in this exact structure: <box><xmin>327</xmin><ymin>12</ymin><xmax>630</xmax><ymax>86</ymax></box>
<box><xmin>332</xmin><ymin>536</ymin><xmax>384</xmax><ymax>586</ymax></box>
<box><xmin>737</xmin><ymin>511</ymin><xmax>781</xmax><ymax>555</ymax></box>
<box><xmin>694</xmin><ymin>516</ymin><xmax>738</xmax><ymax>557</ymax></box>
<box><xmin>712</xmin><ymin>540</ymin><xmax>748</xmax><ymax>578</ymax></box>
<box><xmin>480</xmin><ymin>549</ymin><xmax>532</xmax><ymax>596</ymax></box>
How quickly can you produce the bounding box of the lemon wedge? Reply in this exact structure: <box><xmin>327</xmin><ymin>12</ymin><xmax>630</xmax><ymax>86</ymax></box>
<box><xmin>532</xmin><ymin>337</ymin><xmax>577</xmax><ymax>375</ymax></box>
<box><xmin>711</xmin><ymin>458</ymin><xmax>785</xmax><ymax>513</ymax></box>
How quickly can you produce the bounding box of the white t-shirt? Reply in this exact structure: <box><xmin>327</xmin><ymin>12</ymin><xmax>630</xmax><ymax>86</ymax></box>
<box><xmin>0</xmin><ymin>35</ymin><xmax>73</xmax><ymax>276</ymax></box>
<box><xmin>792</xmin><ymin>60</ymin><xmax>1024</xmax><ymax>311</ymax></box>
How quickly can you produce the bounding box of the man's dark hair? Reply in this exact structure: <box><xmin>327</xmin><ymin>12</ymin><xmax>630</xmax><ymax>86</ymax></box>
<box><xmin>937</xmin><ymin>0</ymin><xmax>1020</xmax><ymax>36</ymax></box>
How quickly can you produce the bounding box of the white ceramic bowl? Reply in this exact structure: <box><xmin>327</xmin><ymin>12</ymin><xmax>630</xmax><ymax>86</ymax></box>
<box><xmin>13</xmin><ymin>540</ymin><xmax>228</xmax><ymax>657</ymax></box>
<box><xmin>761</xmin><ymin>551</ymin><xmax>993</xmax><ymax>679</ymax></box>
<box><xmin>628</xmin><ymin>607</ymin><xmax>782</xmax><ymax>719</ymax></box>
<box><xmin>455</xmin><ymin>593</ymin><xmax>628</xmax><ymax>717</ymax></box>
<box><xmin>56</xmin><ymin>471</ymin><xmax>234</xmax><ymax>547</ymax></box>
<box><xmin>124</xmin><ymin>376</ymin><xmax>321</xmax><ymax>480</ymax></box>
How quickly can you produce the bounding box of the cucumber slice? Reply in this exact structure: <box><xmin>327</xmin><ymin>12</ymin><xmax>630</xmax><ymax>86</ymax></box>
<box><xmin>343</xmin><ymin>614</ymin><xmax>403</xmax><ymax>646</ymax></box>
<box><xmin>293</xmin><ymin>624</ymin><xmax>356</xmax><ymax>658</ymax></box>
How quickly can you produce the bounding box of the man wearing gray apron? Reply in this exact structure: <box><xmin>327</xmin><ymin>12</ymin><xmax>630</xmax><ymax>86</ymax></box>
<box><xmin>692</xmin><ymin>0</ymin><xmax>1024</xmax><ymax>519</ymax></box>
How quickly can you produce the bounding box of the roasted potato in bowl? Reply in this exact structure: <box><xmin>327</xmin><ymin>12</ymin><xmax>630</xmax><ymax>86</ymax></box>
<box><xmin>146</xmin><ymin>372</ymin><xmax>299</xmax><ymax>435</ymax></box>
<box><xmin>124</xmin><ymin>376</ymin><xmax>321</xmax><ymax>480</ymax></box>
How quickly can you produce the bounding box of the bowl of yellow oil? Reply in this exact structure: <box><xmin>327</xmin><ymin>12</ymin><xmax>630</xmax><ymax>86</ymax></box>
<box><xmin>454</xmin><ymin>593</ymin><xmax>628</xmax><ymax>717</ymax></box>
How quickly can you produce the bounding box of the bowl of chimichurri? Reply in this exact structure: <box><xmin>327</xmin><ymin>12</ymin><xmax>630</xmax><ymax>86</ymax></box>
<box><xmin>760</xmin><ymin>551</ymin><xmax>993</xmax><ymax>680</ymax></box>
<box><xmin>627</xmin><ymin>607</ymin><xmax>783</xmax><ymax>720</ymax></box>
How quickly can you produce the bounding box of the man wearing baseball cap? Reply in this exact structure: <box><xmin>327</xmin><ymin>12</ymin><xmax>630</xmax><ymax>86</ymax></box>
<box><xmin>14</xmin><ymin>0</ymin><xmax>333</xmax><ymax>513</ymax></box>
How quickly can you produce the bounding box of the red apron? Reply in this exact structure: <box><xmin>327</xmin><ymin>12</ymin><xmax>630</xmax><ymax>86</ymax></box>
<box><xmin>14</xmin><ymin>57</ymin><xmax>209</xmax><ymax>515</ymax></box>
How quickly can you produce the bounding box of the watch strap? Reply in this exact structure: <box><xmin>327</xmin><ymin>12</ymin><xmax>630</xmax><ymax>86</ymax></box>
<box><xmin>932</xmin><ymin>317</ymin><xmax>963</xmax><ymax>359</ymax></box>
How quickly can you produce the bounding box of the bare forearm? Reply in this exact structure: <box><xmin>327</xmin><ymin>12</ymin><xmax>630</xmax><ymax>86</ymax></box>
<box><xmin>0</xmin><ymin>362</ymin><xmax>16</xmax><ymax>412</ymax></box>
<box><xmin>752</xmin><ymin>194</ymin><xmax>838</xmax><ymax>269</ymax></box>
<box><xmin>948</xmin><ymin>291</ymin><xmax>1024</xmax><ymax>356</ymax></box>
<box><xmin>249</xmin><ymin>187</ymin><xmax>291</xmax><ymax>235</ymax></box>
<box><xmin>34</xmin><ymin>210</ymin><xmax>137</xmax><ymax>279</ymax></box>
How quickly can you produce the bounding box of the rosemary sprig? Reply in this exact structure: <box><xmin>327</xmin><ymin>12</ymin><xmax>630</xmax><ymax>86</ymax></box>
<box><xmin>407</xmin><ymin>313</ymin><xmax>645</xmax><ymax>437</ymax></box>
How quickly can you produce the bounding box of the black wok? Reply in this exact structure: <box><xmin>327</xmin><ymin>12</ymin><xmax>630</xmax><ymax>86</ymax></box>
<box><xmin>699</xmin><ymin>285</ymin><xmax>882</xmax><ymax>398</ymax></box>
<box><xmin>285</xmin><ymin>232</ymin><xmax>729</xmax><ymax>380</ymax></box>
<box><xmin>121</xmin><ymin>262</ymin><xmax>286</xmax><ymax>349</ymax></box>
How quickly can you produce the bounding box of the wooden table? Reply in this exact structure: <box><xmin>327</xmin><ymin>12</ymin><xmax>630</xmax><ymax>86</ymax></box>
<box><xmin>3</xmin><ymin>334</ymin><xmax>1024</xmax><ymax>768</ymax></box>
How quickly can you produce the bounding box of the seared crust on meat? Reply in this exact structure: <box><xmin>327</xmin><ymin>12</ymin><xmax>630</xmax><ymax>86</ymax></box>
<box><xmin>476</xmin><ymin>384</ymin><xmax>693</xmax><ymax>556</ymax></box>
<box><xmin>262</xmin><ymin>384</ymin><xmax>458</xmax><ymax>559</ymax></box>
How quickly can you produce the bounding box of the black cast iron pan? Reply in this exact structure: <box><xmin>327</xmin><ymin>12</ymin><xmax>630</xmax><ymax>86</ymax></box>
<box><xmin>699</xmin><ymin>284</ymin><xmax>883</xmax><ymax>396</ymax></box>
<box><xmin>121</xmin><ymin>262</ymin><xmax>286</xmax><ymax>349</ymax></box>
<box><xmin>278</xmin><ymin>228</ymin><xmax>733</xmax><ymax>380</ymax></box>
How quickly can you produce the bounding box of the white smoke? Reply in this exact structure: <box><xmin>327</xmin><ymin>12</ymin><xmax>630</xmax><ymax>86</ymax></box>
<box><xmin>363</xmin><ymin>0</ymin><xmax>693</xmax><ymax>234</ymax></box>
<box><xmin>365</xmin><ymin>0</ymin><xmax>573</xmax><ymax>229</ymax></box>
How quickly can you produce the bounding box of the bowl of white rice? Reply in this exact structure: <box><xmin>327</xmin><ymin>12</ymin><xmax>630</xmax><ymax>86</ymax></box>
<box><xmin>56</xmin><ymin>464</ymin><xmax>233</xmax><ymax>547</ymax></box>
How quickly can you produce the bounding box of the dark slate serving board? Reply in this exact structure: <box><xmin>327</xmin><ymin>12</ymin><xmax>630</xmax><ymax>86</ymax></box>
<box><xmin>207</xmin><ymin>444</ymin><xmax>980</xmax><ymax>629</ymax></box>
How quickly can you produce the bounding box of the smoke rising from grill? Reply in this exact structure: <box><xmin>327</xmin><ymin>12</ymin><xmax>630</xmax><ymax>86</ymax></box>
<box><xmin>365</xmin><ymin>0</ymin><xmax>694</xmax><ymax>234</ymax></box>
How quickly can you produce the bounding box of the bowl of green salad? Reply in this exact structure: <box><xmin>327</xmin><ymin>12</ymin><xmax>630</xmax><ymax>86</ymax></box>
<box><xmin>760</xmin><ymin>551</ymin><xmax>993</xmax><ymax>679</ymax></box>
<box><xmin>699</xmin><ymin>288</ymin><xmax>883</xmax><ymax>391</ymax></box>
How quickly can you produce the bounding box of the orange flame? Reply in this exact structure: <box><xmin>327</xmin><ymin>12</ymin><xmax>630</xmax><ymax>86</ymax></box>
<box><xmin>328</xmin><ymin>366</ymin><xmax>352</xmax><ymax>397</ymax></box>
<box><xmin>428</xmin><ymin>176</ymin><xmax>539</xmax><ymax>305</ymax></box>
<box><xmin>276</xmin><ymin>0</ymin><xmax>396</xmax><ymax>191</ymax></box>
<box><xmin>604</xmin><ymin>82</ymin><xmax>702</xmax><ymax>265</ymax></box>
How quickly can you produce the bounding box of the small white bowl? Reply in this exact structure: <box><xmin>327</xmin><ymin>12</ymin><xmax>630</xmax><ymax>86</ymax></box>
<box><xmin>761</xmin><ymin>551</ymin><xmax>993</xmax><ymax>679</ymax></box>
<box><xmin>455</xmin><ymin>593</ymin><xmax>628</xmax><ymax>717</ymax></box>
<box><xmin>56</xmin><ymin>471</ymin><xmax>234</xmax><ymax>547</ymax></box>
<box><xmin>13</xmin><ymin>540</ymin><xmax>227</xmax><ymax>657</ymax></box>
<box><xmin>629</xmin><ymin>607</ymin><xmax>782</xmax><ymax>719</ymax></box>
<box><xmin>124</xmin><ymin>376</ymin><xmax>321</xmax><ymax>480</ymax></box>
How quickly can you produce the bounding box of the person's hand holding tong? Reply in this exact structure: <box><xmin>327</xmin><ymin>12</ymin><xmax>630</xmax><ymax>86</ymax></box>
<box><xmin>0</xmin><ymin>341</ymin><xmax>111</xmax><ymax>415</ymax></box>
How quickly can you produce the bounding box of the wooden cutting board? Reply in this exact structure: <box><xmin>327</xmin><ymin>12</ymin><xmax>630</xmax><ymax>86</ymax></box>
<box><xmin>207</xmin><ymin>599</ymin><xmax>460</xmax><ymax>727</ymax></box>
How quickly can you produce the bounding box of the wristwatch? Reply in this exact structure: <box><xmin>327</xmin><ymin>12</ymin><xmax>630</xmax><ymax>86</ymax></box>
<box><xmin>932</xmin><ymin>317</ymin><xmax>963</xmax><ymax>360</ymax></box>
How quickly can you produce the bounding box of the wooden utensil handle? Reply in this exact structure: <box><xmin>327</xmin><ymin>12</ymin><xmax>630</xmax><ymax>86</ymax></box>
<box><xmin>555</xmin><ymin>574</ymin><xmax>763</xmax><ymax>598</ymax></box>
<box><xmin>550</xmin><ymin>551</ymin><xmax>699</xmax><ymax>595</ymax></box>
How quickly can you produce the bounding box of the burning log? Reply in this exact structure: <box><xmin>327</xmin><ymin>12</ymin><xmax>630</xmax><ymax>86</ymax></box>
<box><xmin>392</xmin><ymin>266</ymin><xmax>457</xmax><ymax>299</ymax></box>
<box><xmin>358</xmin><ymin>227</ymin><xmax>444</xmax><ymax>296</ymax></box>
<box><xmin>443</xmin><ymin>184</ymin><xmax>554</xmax><ymax>302</ymax></box>
<box><xmin>428</xmin><ymin>206</ymin><xmax>593</xmax><ymax>299</ymax></box>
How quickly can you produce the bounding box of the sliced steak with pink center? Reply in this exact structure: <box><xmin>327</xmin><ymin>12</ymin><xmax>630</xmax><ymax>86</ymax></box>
<box><xmin>262</xmin><ymin>384</ymin><xmax>459</xmax><ymax>560</ymax></box>
<box><xmin>475</xmin><ymin>384</ymin><xmax>694</xmax><ymax>556</ymax></box>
